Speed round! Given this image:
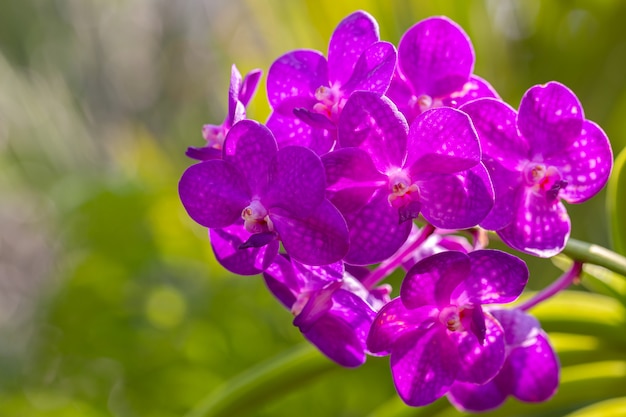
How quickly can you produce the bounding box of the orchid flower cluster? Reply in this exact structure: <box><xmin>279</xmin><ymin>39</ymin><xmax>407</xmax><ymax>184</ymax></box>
<box><xmin>178</xmin><ymin>11</ymin><xmax>613</xmax><ymax>411</ymax></box>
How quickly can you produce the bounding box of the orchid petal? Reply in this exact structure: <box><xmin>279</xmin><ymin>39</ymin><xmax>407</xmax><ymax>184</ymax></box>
<box><xmin>460</xmin><ymin>98</ymin><xmax>528</xmax><ymax>170</ymax></box>
<box><xmin>452</xmin><ymin>250</ymin><xmax>528</xmax><ymax>306</ymax></box>
<box><xmin>239</xmin><ymin>68</ymin><xmax>263</xmax><ymax>107</ymax></box>
<box><xmin>510</xmin><ymin>332</ymin><xmax>559</xmax><ymax>402</ymax></box>
<box><xmin>210</xmin><ymin>224</ymin><xmax>279</xmax><ymax>276</ymax></box>
<box><xmin>448</xmin><ymin>377</ymin><xmax>509</xmax><ymax>412</ymax></box>
<box><xmin>342</xmin><ymin>190</ymin><xmax>413</xmax><ymax>265</ymax></box>
<box><xmin>517</xmin><ymin>81</ymin><xmax>584</xmax><ymax>157</ymax></box>
<box><xmin>328</xmin><ymin>10</ymin><xmax>379</xmax><ymax>86</ymax></box>
<box><xmin>223</xmin><ymin>120</ymin><xmax>277</xmax><ymax>194</ymax></box>
<box><xmin>398</xmin><ymin>16</ymin><xmax>474</xmax><ymax>98</ymax></box>
<box><xmin>367</xmin><ymin>298</ymin><xmax>435</xmax><ymax>355</ymax></box>
<box><xmin>322</xmin><ymin>147</ymin><xmax>386</xmax><ymax>214</ymax></box>
<box><xmin>452</xmin><ymin>311</ymin><xmax>505</xmax><ymax>384</ymax></box>
<box><xmin>264</xmin><ymin>145</ymin><xmax>326</xmax><ymax>216</ymax></box>
<box><xmin>406</xmin><ymin>107</ymin><xmax>480</xmax><ymax>175</ymax></box>
<box><xmin>266</xmin><ymin>112</ymin><xmax>335</xmax><ymax>155</ymax></box>
<box><xmin>178</xmin><ymin>160</ymin><xmax>250</xmax><ymax>228</ymax></box>
<box><xmin>417</xmin><ymin>164</ymin><xmax>494</xmax><ymax>229</ymax></box>
<box><xmin>267</xmin><ymin>50</ymin><xmax>328</xmax><ymax>110</ymax></box>
<box><xmin>442</xmin><ymin>74</ymin><xmax>500</xmax><ymax>108</ymax></box>
<box><xmin>304</xmin><ymin>288</ymin><xmax>376</xmax><ymax>367</ymax></box>
<box><xmin>401</xmin><ymin>251</ymin><xmax>470</xmax><ymax>309</ymax></box>
<box><xmin>338</xmin><ymin>91</ymin><xmax>408</xmax><ymax>171</ymax></box>
<box><xmin>227</xmin><ymin>64</ymin><xmax>243</xmax><ymax>124</ymax></box>
<box><xmin>391</xmin><ymin>327</ymin><xmax>459</xmax><ymax>406</ymax></box>
<box><xmin>547</xmin><ymin>120</ymin><xmax>613</xmax><ymax>203</ymax></box>
<box><xmin>270</xmin><ymin>200</ymin><xmax>349</xmax><ymax>266</ymax></box>
<box><xmin>497</xmin><ymin>190</ymin><xmax>571</xmax><ymax>257</ymax></box>
<box><xmin>341</xmin><ymin>41</ymin><xmax>396</xmax><ymax>94</ymax></box>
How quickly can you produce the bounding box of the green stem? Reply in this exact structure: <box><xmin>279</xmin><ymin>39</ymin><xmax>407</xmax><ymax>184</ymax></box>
<box><xmin>563</xmin><ymin>237</ymin><xmax>626</xmax><ymax>277</ymax></box>
<box><xmin>184</xmin><ymin>343</ymin><xmax>338</xmax><ymax>417</ymax></box>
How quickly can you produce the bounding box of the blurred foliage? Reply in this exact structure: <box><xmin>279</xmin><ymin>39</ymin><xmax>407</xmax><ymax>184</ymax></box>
<box><xmin>1</xmin><ymin>0</ymin><xmax>625</xmax><ymax>416</ymax></box>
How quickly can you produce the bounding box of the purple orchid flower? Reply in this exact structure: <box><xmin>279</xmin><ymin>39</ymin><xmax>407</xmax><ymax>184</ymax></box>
<box><xmin>263</xmin><ymin>254</ymin><xmax>390</xmax><ymax>367</ymax></box>
<box><xmin>266</xmin><ymin>10</ymin><xmax>396</xmax><ymax>155</ymax></box>
<box><xmin>186</xmin><ymin>64</ymin><xmax>262</xmax><ymax>160</ymax></box>
<box><xmin>367</xmin><ymin>249</ymin><xmax>529</xmax><ymax>406</ymax></box>
<box><xmin>179</xmin><ymin>119</ymin><xmax>349</xmax><ymax>268</ymax></box>
<box><xmin>323</xmin><ymin>91</ymin><xmax>493</xmax><ymax>265</ymax></box>
<box><xmin>386</xmin><ymin>16</ymin><xmax>498</xmax><ymax>124</ymax></box>
<box><xmin>448</xmin><ymin>308</ymin><xmax>559</xmax><ymax>411</ymax></box>
<box><xmin>460</xmin><ymin>81</ymin><xmax>613</xmax><ymax>257</ymax></box>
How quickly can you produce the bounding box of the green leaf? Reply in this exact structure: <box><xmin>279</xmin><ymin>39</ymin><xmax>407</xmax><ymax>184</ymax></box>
<box><xmin>607</xmin><ymin>146</ymin><xmax>626</xmax><ymax>256</ymax></box>
<box><xmin>184</xmin><ymin>343</ymin><xmax>338</xmax><ymax>417</ymax></box>
<box><xmin>564</xmin><ymin>397</ymin><xmax>626</xmax><ymax>417</ymax></box>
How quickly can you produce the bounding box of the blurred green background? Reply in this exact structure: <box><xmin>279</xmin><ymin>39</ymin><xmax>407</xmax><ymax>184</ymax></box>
<box><xmin>1</xmin><ymin>1</ymin><xmax>625</xmax><ymax>416</ymax></box>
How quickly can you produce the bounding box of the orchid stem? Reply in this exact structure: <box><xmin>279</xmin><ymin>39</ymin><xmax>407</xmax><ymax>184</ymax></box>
<box><xmin>562</xmin><ymin>237</ymin><xmax>626</xmax><ymax>277</ymax></box>
<box><xmin>518</xmin><ymin>261</ymin><xmax>584</xmax><ymax>311</ymax></box>
<box><xmin>362</xmin><ymin>223</ymin><xmax>436</xmax><ymax>289</ymax></box>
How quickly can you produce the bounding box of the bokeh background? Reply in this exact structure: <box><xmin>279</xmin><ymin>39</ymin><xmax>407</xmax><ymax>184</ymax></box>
<box><xmin>1</xmin><ymin>0</ymin><xmax>625</xmax><ymax>416</ymax></box>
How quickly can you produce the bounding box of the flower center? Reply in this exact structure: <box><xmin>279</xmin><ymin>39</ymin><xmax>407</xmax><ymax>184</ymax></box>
<box><xmin>202</xmin><ymin>124</ymin><xmax>227</xmax><ymax>149</ymax></box>
<box><xmin>387</xmin><ymin>170</ymin><xmax>419</xmax><ymax>208</ymax></box>
<box><xmin>312</xmin><ymin>83</ymin><xmax>346</xmax><ymax>123</ymax></box>
<box><xmin>408</xmin><ymin>94</ymin><xmax>443</xmax><ymax>115</ymax></box>
<box><xmin>241</xmin><ymin>200</ymin><xmax>273</xmax><ymax>234</ymax></box>
<box><xmin>439</xmin><ymin>305</ymin><xmax>465</xmax><ymax>332</ymax></box>
<box><xmin>522</xmin><ymin>162</ymin><xmax>567</xmax><ymax>202</ymax></box>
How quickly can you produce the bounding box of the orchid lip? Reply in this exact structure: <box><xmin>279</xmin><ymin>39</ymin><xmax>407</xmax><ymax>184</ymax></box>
<box><xmin>387</xmin><ymin>169</ymin><xmax>419</xmax><ymax>208</ymax></box>
<box><xmin>522</xmin><ymin>161</ymin><xmax>566</xmax><ymax>201</ymax></box>
<box><xmin>242</xmin><ymin>199</ymin><xmax>273</xmax><ymax>234</ymax></box>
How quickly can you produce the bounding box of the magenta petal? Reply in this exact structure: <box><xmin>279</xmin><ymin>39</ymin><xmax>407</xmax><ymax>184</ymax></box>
<box><xmin>452</xmin><ymin>311</ymin><xmax>505</xmax><ymax>384</ymax></box>
<box><xmin>490</xmin><ymin>308</ymin><xmax>540</xmax><ymax>347</ymax></box>
<box><xmin>391</xmin><ymin>327</ymin><xmax>459</xmax><ymax>406</ymax></box>
<box><xmin>293</xmin><ymin>108</ymin><xmax>336</xmax><ymax>130</ymax></box>
<box><xmin>264</xmin><ymin>146</ymin><xmax>326</xmax><ymax>216</ymax></box>
<box><xmin>448</xmin><ymin>378</ymin><xmax>509</xmax><ymax>412</ymax></box>
<box><xmin>266</xmin><ymin>112</ymin><xmax>335</xmax><ymax>154</ymax></box>
<box><xmin>270</xmin><ymin>200</ymin><xmax>349</xmax><ymax>266</ymax></box>
<box><xmin>322</xmin><ymin>147</ymin><xmax>387</xmax><ymax>214</ymax></box>
<box><xmin>386</xmin><ymin>71</ymin><xmax>420</xmax><ymax>123</ymax></box>
<box><xmin>517</xmin><ymin>82</ymin><xmax>584</xmax><ymax>156</ymax></box>
<box><xmin>510</xmin><ymin>332</ymin><xmax>559</xmax><ymax>402</ymax></box>
<box><xmin>303</xmin><ymin>301</ymin><xmax>366</xmax><ymax>367</ymax></box>
<box><xmin>227</xmin><ymin>64</ymin><xmax>243</xmax><ymax>125</ymax></box>
<box><xmin>406</xmin><ymin>108</ymin><xmax>480</xmax><ymax>175</ymax></box>
<box><xmin>452</xmin><ymin>250</ymin><xmax>528</xmax><ymax>305</ymax></box>
<box><xmin>417</xmin><ymin>164</ymin><xmax>494</xmax><ymax>229</ymax></box>
<box><xmin>210</xmin><ymin>224</ymin><xmax>279</xmax><ymax>276</ymax></box>
<box><xmin>367</xmin><ymin>298</ymin><xmax>435</xmax><ymax>354</ymax></box>
<box><xmin>304</xmin><ymin>289</ymin><xmax>376</xmax><ymax>367</ymax></box>
<box><xmin>460</xmin><ymin>98</ymin><xmax>528</xmax><ymax>170</ymax></box>
<box><xmin>178</xmin><ymin>160</ymin><xmax>250</xmax><ymax>228</ymax></box>
<box><xmin>239</xmin><ymin>68</ymin><xmax>263</xmax><ymax>107</ymax></box>
<box><xmin>263</xmin><ymin>254</ymin><xmax>300</xmax><ymax>308</ymax></box>
<box><xmin>547</xmin><ymin>120</ymin><xmax>613</xmax><ymax>203</ymax></box>
<box><xmin>343</xmin><ymin>190</ymin><xmax>413</xmax><ymax>265</ymax></box>
<box><xmin>341</xmin><ymin>41</ymin><xmax>396</xmax><ymax>94</ymax></box>
<box><xmin>401</xmin><ymin>251</ymin><xmax>470</xmax><ymax>309</ymax></box>
<box><xmin>338</xmin><ymin>91</ymin><xmax>409</xmax><ymax>172</ymax></box>
<box><xmin>293</xmin><ymin>261</ymin><xmax>344</xmax><ymax>293</ymax></box>
<box><xmin>223</xmin><ymin>120</ymin><xmax>277</xmax><ymax>194</ymax></box>
<box><xmin>398</xmin><ymin>16</ymin><xmax>474</xmax><ymax>97</ymax></box>
<box><xmin>327</xmin><ymin>10</ymin><xmax>379</xmax><ymax>86</ymax></box>
<box><xmin>497</xmin><ymin>190</ymin><xmax>571</xmax><ymax>257</ymax></box>
<box><xmin>479</xmin><ymin>160</ymin><xmax>523</xmax><ymax>231</ymax></box>
<box><xmin>442</xmin><ymin>75</ymin><xmax>500</xmax><ymax>108</ymax></box>
<box><xmin>267</xmin><ymin>50</ymin><xmax>328</xmax><ymax>109</ymax></box>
